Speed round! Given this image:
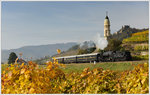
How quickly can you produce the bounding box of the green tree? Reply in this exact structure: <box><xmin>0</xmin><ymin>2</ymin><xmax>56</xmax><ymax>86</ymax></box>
<box><xmin>78</xmin><ymin>48</ymin><xmax>88</xmax><ymax>54</ymax></box>
<box><xmin>104</xmin><ymin>39</ymin><xmax>122</xmax><ymax>51</ymax></box>
<box><xmin>8</xmin><ymin>52</ymin><xmax>18</xmax><ymax>64</ymax></box>
<box><xmin>78</xmin><ymin>47</ymin><xmax>96</xmax><ymax>54</ymax></box>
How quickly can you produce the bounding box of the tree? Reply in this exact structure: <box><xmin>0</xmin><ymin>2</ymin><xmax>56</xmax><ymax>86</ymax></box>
<box><xmin>8</xmin><ymin>52</ymin><xmax>18</xmax><ymax>64</ymax></box>
<box><xmin>78</xmin><ymin>47</ymin><xmax>96</xmax><ymax>54</ymax></box>
<box><xmin>104</xmin><ymin>39</ymin><xmax>122</xmax><ymax>51</ymax></box>
<box><xmin>98</xmin><ymin>49</ymin><xmax>104</xmax><ymax>53</ymax></box>
<box><xmin>78</xmin><ymin>48</ymin><xmax>88</xmax><ymax>54</ymax></box>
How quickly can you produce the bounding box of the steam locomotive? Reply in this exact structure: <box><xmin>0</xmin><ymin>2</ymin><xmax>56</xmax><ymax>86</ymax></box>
<box><xmin>55</xmin><ymin>51</ymin><xmax>132</xmax><ymax>64</ymax></box>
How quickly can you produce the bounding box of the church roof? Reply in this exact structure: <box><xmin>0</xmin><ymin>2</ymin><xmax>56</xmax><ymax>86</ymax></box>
<box><xmin>105</xmin><ymin>16</ymin><xmax>109</xmax><ymax>19</ymax></box>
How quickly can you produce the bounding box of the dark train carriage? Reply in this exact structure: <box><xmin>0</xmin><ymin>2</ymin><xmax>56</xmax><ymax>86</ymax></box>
<box><xmin>56</xmin><ymin>55</ymin><xmax>77</xmax><ymax>64</ymax></box>
<box><xmin>64</xmin><ymin>56</ymin><xmax>76</xmax><ymax>63</ymax></box>
<box><xmin>56</xmin><ymin>53</ymin><xmax>99</xmax><ymax>64</ymax></box>
<box><xmin>76</xmin><ymin>53</ymin><xmax>98</xmax><ymax>63</ymax></box>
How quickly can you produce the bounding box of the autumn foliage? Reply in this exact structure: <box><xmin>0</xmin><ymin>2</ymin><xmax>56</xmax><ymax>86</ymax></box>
<box><xmin>1</xmin><ymin>59</ymin><xmax>149</xmax><ymax>94</ymax></box>
<box><xmin>123</xmin><ymin>30</ymin><xmax>149</xmax><ymax>43</ymax></box>
<box><xmin>1</xmin><ymin>60</ymin><xmax>65</xmax><ymax>94</ymax></box>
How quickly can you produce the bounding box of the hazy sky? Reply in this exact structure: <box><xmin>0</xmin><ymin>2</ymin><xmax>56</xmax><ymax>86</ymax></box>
<box><xmin>1</xmin><ymin>1</ymin><xmax>149</xmax><ymax>50</ymax></box>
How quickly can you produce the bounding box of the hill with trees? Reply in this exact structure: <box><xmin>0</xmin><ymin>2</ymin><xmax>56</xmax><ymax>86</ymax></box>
<box><xmin>122</xmin><ymin>30</ymin><xmax>149</xmax><ymax>60</ymax></box>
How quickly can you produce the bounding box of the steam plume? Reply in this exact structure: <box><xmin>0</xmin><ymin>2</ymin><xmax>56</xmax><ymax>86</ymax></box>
<box><xmin>79</xmin><ymin>41</ymin><xmax>96</xmax><ymax>49</ymax></box>
<box><xmin>93</xmin><ymin>33</ymin><xmax>108</xmax><ymax>50</ymax></box>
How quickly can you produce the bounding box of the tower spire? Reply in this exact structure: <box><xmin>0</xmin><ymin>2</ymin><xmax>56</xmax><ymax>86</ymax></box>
<box><xmin>104</xmin><ymin>11</ymin><xmax>111</xmax><ymax>40</ymax></box>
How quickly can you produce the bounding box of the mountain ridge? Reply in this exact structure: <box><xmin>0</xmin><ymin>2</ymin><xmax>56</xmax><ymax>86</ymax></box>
<box><xmin>2</xmin><ymin>42</ymin><xmax>77</xmax><ymax>62</ymax></box>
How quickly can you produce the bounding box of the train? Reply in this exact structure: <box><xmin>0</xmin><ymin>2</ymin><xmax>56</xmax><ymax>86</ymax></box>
<box><xmin>55</xmin><ymin>51</ymin><xmax>132</xmax><ymax>64</ymax></box>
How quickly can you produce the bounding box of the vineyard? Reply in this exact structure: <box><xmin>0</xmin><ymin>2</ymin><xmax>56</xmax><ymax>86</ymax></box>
<box><xmin>134</xmin><ymin>45</ymin><xmax>149</xmax><ymax>51</ymax></box>
<box><xmin>122</xmin><ymin>30</ymin><xmax>149</xmax><ymax>43</ymax></box>
<box><xmin>1</xmin><ymin>59</ymin><xmax>149</xmax><ymax>94</ymax></box>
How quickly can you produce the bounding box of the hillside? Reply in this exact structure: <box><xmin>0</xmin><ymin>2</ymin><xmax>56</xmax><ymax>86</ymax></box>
<box><xmin>122</xmin><ymin>30</ymin><xmax>149</xmax><ymax>43</ymax></box>
<box><xmin>1</xmin><ymin>42</ymin><xmax>77</xmax><ymax>62</ymax></box>
<box><xmin>53</xmin><ymin>41</ymin><xmax>96</xmax><ymax>58</ymax></box>
<box><xmin>110</xmin><ymin>25</ymin><xmax>148</xmax><ymax>41</ymax></box>
<box><xmin>53</xmin><ymin>45</ymin><xmax>79</xmax><ymax>57</ymax></box>
<box><xmin>122</xmin><ymin>30</ymin><xmax>149</xmax><ymax>60</ymax></box>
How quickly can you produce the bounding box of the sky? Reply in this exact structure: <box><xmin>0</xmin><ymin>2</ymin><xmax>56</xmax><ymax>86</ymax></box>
<box><xmin>1</xmin><ymin>1</ymin><xmax>149</xmax><ymax>50</ymax></box>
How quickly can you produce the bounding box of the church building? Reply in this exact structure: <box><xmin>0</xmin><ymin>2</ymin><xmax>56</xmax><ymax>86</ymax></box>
<box><xmin>104</xmin><ymin>12</ymin><xmax>111</xmax><ymax>40</ymax></box>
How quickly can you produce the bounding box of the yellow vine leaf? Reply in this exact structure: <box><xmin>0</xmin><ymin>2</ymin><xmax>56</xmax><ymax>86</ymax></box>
<box><xmin>20</xmin><ymin>69</ymin><xmax>25</xmax><ymax>74</ymax></box>
<box><xmin>29</xmin><ymin>88</ymin><xmax>35</xmax><ymax>93</ymax></box>
<box><xmin>57</xmin><ymin>49</ymin><xmax>61</xmax><ymax>54</ymax></box>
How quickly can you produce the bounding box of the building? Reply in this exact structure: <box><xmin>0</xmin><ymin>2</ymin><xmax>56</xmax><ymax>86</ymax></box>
<box><xmin>104</xmin><ymin>12</ymin><xmax>111</xmax><ymax>40</ymax></box>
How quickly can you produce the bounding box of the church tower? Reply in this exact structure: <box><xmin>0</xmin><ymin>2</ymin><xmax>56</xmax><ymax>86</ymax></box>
<box><xmin>104</xmin><ymin>12</ymin><xmax>111</xmax><ymax>40</ymax></box>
